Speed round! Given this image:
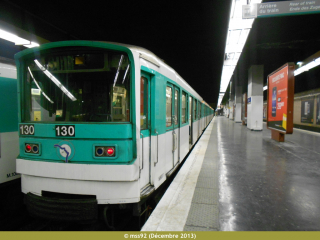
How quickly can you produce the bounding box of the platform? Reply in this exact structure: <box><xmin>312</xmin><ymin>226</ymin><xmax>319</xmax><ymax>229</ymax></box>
<box><xmin>142</xmin><ymin>116</ymin><xmax>320</xmax><ymax>231</ymax></box>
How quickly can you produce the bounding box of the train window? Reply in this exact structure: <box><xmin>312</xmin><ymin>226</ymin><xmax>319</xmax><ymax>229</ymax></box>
<box><xmin>21</xmin><ymin>48</ymin><xmax>131</xmax><ymax>123</ymax></box>
<box><xmin>194</xmin><ymin>99</ymin><xmax>197</xmax><ymax>120</ymax></box>
<box><xmin>189</xmin><ymin>96</ymin><xmax>192</xmax><ymax>123</ymax></box>
<box><xmin>166</xmin><ymin>86</ymin><xmax>172</xmax><ymax>127</ymax></box>
<box><xmin>182</xmin><ymin>92</ymin><xmax>187</xmax><ymax>124</ymax></box>
<box><xmin>140</xmin><ymin>77</ymin><xmax>148</xmax><ymax>130</ymax></box>
<box><xmin>174</xmin><ymin>90</ymin><xmax>179</xmax><ymax>125</ymax></box>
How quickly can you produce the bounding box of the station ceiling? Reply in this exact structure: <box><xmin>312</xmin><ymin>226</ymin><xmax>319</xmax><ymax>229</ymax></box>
<box><xmin>1</xmin><ymin>0</ymin><xmax>319</xmax><ymax>108</ymax></box>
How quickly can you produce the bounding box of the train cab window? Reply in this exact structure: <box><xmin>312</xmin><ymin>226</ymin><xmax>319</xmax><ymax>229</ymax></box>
<box><xmin>166</xmin><ymin>86</ymin><xmax>172</xmax><ymax>127</ymax></box>
<box><xmin>22</xmin><ymin>48</ymin><xmax>131</xmax><ymax>123</ymax></box>
<box><xmin>140</xmin><ymin>77</ymin><xmax>148</xmax><ymax>130</ymax></box>
<box><xmin>182</xmin><ymin>92</ymin><xmax>187</xmax><ymax>124</ymax></box>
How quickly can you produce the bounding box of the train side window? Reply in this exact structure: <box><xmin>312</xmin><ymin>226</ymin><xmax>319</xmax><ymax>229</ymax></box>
<box><xmin>174</xmin><ymin>89</ymin><xmax>179</xmax><ymax>125</ymax></box>
<box><xmin>189</xmin><ymin>96</ymin><xmax>192</xmax><ymax>123</ymax></box>
<box><xmin>166</xmin><ymin>86</ymin><xmax>172</xmax><ymax>127</ymax></box>
<box><xmin>194</xmin><ymin>99</ymin><xmax>197</xmax><ymax>120</ymax></box>
<box><xmin>182</xmin><ymin>92</ymin><xmax>187</xmax><ymax>124</ymax></box>
<box><xmin>140</xmin><ymin>76</ymin><xmax>148</xmax><ymax>129</ymax></box>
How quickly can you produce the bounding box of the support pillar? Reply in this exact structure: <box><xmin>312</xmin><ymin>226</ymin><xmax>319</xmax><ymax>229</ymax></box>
<box><xmin>235</xmin><ymin>86</ymin><xmax>242</xmax><ymax>123</ymax></box>
<box><xmin>247</xmin><ymin>65</ymin><xmax>263</xmax><ymax>131</ymax></box>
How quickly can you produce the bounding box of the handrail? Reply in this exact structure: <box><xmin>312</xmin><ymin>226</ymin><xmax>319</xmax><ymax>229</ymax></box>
<box><xmin>154</xmin><ymin>130</ymin><xmax>159</xmax><ymax>165</ymax></box>
<box><xmin>140</xmin><ymin>133</ymin><xmax>144</xmax><ymax>170</ymax></box>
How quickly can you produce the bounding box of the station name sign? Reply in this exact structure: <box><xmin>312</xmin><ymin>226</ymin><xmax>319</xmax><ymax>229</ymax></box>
<box><xmin>243</xmin><ymin>0</ymin><xmax>320</xmax><ymax>19</ymax></box>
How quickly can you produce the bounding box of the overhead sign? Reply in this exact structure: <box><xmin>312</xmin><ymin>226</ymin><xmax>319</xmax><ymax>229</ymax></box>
<box><xmin>243</xmin><ymin>0</ymin><xmax>320</xmax><ymax>19</ymax></box>
<box><xmin>267</xmin><ymin>63</ymin><xmax>295</xmax><ymax>134</ymax></box>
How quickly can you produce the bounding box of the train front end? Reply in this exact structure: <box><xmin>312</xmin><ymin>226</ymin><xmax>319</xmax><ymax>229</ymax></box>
<box><xmin>15</xmin><ymin>41</ymin><xmax>139</xmax><ymax>221</ymax></box>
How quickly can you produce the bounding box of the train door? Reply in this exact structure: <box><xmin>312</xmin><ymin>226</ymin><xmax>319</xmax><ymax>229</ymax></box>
<box><xmin>193</xmin><ymin>98</ymin><xmax>198</xmax><ymax>144</ymax></box>
<box><xmin>140</xmin><ymin>73</ymin><xmax>151</xmax><ymax>186</ymax></box>
<box><xmin>166</xmin><ymin>83</ymin><xmax>180</xmax><ymax>170</ymax></box>
<box><xmin>173</xmin><ymin>87</ymin><xmax>180</xmax><ymax>165</ymax></box>
<box><xmin>199</xmin><ymin>102</ymin><xmax>201</xmax><ymax>135</ymax></box>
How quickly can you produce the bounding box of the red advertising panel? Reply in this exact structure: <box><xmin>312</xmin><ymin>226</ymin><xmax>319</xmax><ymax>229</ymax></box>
<box><xmin>267</xmin><ymin>63</ymin><xmax>295</xmax><ymax>134</ymax></box>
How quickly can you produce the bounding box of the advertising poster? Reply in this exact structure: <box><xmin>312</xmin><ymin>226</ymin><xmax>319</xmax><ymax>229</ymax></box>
<box><xmin>301</xmin><ymin>98</ymin><xmax>314</xmax><ymax>124</ymax></box>
<box><xmin>267</xmin><ymin>63</ymin><xmax>294</xmax><ymax>133</ymax></box>
<box><xmin>317</xmin><ymin>95</ymin><xmax>320</xmax><ymax>125</ymax></box>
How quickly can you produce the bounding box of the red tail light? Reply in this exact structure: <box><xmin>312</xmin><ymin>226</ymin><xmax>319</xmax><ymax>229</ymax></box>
<box><xmin>106</xmin><ymin>147</ymin><xmax>115</xmax><ymax>156</ymax></box>
<box><xmin>25</xmin><ymin>144</ymin><xmax>32</xmax><ymax>153</ymax></box>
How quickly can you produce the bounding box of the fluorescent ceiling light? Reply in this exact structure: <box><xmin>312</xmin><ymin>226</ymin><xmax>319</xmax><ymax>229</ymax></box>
<box><xmin>225</xmin><ymin>52</ymin><xmax>235</xmax><ymax>60</ymax></box>
<box><xmin>263</xmin><ymin>85</ymin><xmax>268</xmax><ymax>91</ymax></box>
<box><xmin>0</xmin><ymin>29</ymin><xmax>29</xmax><ymax>45</ymax></box>
<box><xmin>238</xmin><ymin>29</ymin><xmax>250</xmax><ymax>44</ymax></box>
<box><xmin>0</xmin><ymin>28</ymin><xmax>39</xmax><ymax>48</ymax></box>
<box><xmin>34</xmin><ymin>60</ymin><xmax>77</xmax><ymax>101</ymax></box>
<box><xmin>225</xmin><ymin>43</ymin><xmax>246</xmax><ymax>53</ymax></box>
<box><xmin>24</xmin><ymin>42</ymin><xmax>40</xmax><ymax>48</ymax></box>
<box><xmin>250</xmin><ymin>0</ymin><xmax>263</xmax><ymax>3</ymax></box>
<box><xmin>219</xmin><ymin>0</ymin><xmax>259</xmax><ymax>108</ymax></box>
<box><xmin>294</xmin><ymin>58</ymin><xmax>320</xmax><ymax>76</ymax></box>
<box><xmin>228</xmin><ymin>30</ymin><xmax>241</xmax><ymax>45</ymax></box>
<box><xmin>229</xmin><ymin>18</ymin><xmax>254</xmax><ymax>30</ymax></box>
<box><xmin>234</xmin><ymin>52</ymin><xmax>241</xmax><ymax>60</ymax></box>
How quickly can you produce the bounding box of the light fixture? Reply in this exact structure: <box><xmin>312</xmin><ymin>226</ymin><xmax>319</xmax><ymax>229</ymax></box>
<box><xmin>218</xmin><ymin>0</ymin><xmax>263</xmax><ymax>109</ymax></box>
<box><xmin>34</xmin><ymin>60</ymin><xmax>77</xmax><ymax>101</ymax></box>
<box><xmin>0</xmin><ymin>28</ymin><xmax>39</xmax><ymax>48</ymax></box>
<box><xmin>228</xmin><ymin>30</ymin><xmax>241</xmax><ymax>45</ymax></box>
<box><xmin>294</xmin><ymin>58</ymin><xmax>320</xmax><ymax>76</ymax></box>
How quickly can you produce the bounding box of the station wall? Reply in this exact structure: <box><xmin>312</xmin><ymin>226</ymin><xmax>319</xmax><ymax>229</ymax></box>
<box><xmin>263</xmin><ymin>88</ymin><xmax>320</xmax><ymax>132</ymax></box>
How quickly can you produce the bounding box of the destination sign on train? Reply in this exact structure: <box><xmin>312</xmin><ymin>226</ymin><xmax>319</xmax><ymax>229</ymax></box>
<box><xmin>243</xmin><ymin>0</ymin><xmax>320</xmax><ymax>19</ymax></box>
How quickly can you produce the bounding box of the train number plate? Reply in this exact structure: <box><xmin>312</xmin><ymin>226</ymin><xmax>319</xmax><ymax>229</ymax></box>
<box><xmin>55</xmin><ymin>125</ymin><xmax>75</xmax><ymax>137</ymax></box>
<box><xmin>19</xmin><ymin>124</ymin><xmax>35</xmax><ymax>135</ymax></box>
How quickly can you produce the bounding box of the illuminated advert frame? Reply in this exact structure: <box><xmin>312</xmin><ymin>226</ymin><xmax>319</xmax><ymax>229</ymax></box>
<box><xmin>267</xmin><ymin>63</ymin><xmax>295</xmax><ymax>134</ymax></box>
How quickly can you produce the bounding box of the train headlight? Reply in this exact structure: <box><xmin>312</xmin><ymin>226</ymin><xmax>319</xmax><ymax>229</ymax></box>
<box><xmin>95</xmin><ymin>147</ymin><xmax>104</xmax><ymax>156</ymax></box>
<box><xmin>32</xmin><ymin>144</ymin><xmax>39</xmax><ymax>153</ymax></box>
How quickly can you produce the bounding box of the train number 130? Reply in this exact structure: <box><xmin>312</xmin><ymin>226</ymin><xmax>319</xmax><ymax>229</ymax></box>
<box><xmin>55</xmin><ymin>125</ymin><xmax>75</xmax><ymax>137</ymax></box>
<box><xmin>20</xmin><ymin>124</ymin><xmax>35</xmax><ymax>135</ymax></box>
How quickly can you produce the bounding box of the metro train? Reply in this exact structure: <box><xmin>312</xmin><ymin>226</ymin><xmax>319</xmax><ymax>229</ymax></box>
<box><xmin>0</xmin><ymin>57</ymin><xmax>19</xmax><ymax>185</ymax></box>
<box><xmin>15</xmin><ymin>41</ymin><xmax>214</xmax><ymax>222</ymax></box>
